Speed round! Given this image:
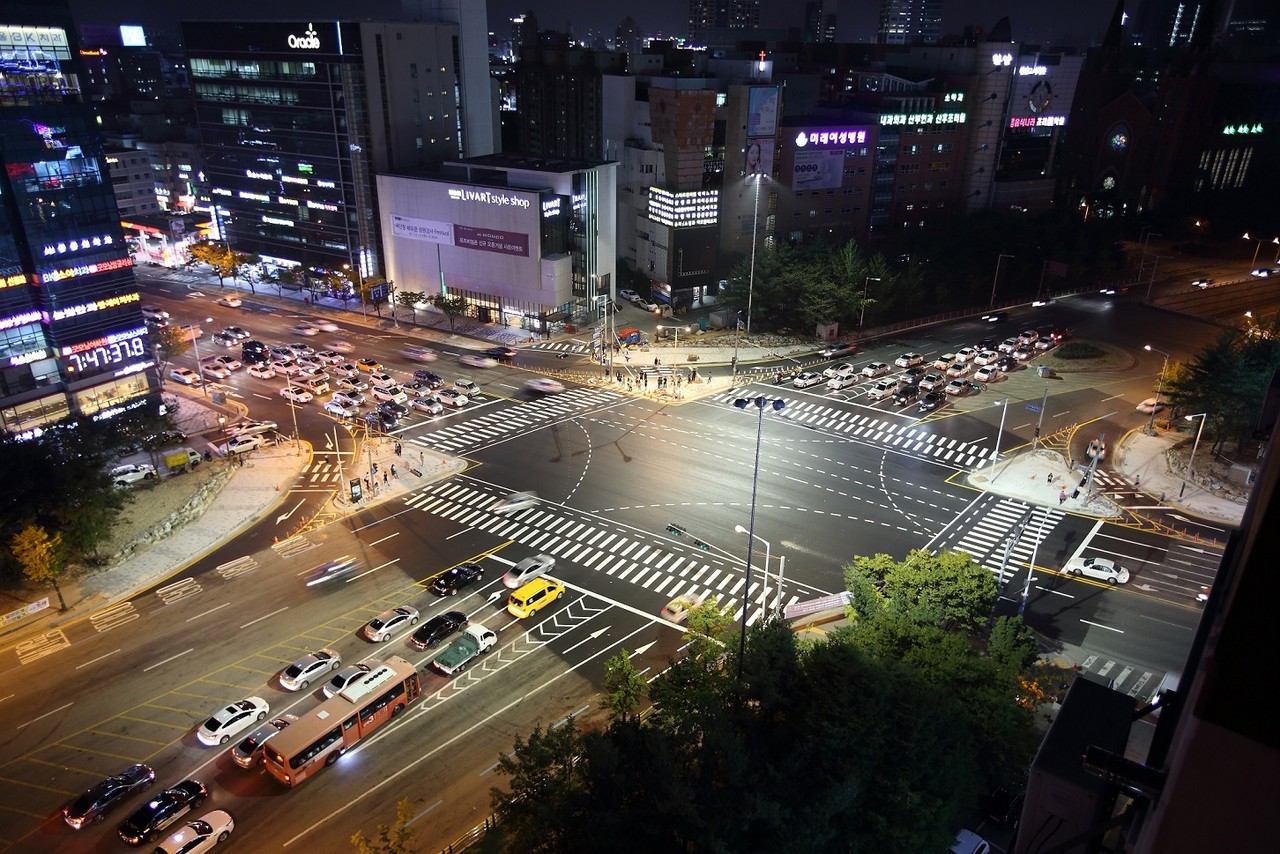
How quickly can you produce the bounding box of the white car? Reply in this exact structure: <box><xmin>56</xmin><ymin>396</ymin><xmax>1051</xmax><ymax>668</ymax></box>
<box><xmin>1012</xmin><ymin>346</ymin><xmax>1035</xmax><ymax>362</ymax></box>
<box><xmin>280</xmin><ymin>386</ymin><xmax>314</xmax><ymax>404</ymax></box>
<box><xmin>459</xmin><ymin>353</ymin><xmax>498</xmax><ymax>369</ymax></box>
<box><xmin>110</xmin><ymin>463</ymin><xmax>157</xmax><ymax>486</ymax></box>
<box><xmin>1064</xmin><ymin>556</ymin><xmax>1130</xmax><ymax>585</ymax></box>
<box><xmin>315</xmin><ymin>350</ymin><xmax>343</xmax><ymax>363</ymax></box>
<box><xmin>618</xmin><ymin>289</ymin><xmax>639</xmax><ymax>303</ymax></box>
<box><xmin>279</xmin><ymin>649</ymin><xmax>341</xmax><ymax>691</ymax></box>
<box><xmin>215</xmin><ymin>295</ymin><xmax>242</xmax><ymax>308</ymax></box>
<box><xmin>660</xmin><ymin>590</ymin><xmax>711</xmax><ymax>624</ymax></box>
<box><xmin>210</xmin><ymin>355</ymin><xmax>241</xmax><ymax>371</ymax></box>
<box><xmin>332</xmin><ymin>363</ymin><xmax>360</xmax><ymax>379</ymax></box>
<box><xmin>997</xmin><ymin>337</ymin><xmax>1020</xmax><ymax>353</ymax></box>
<box><xmin>918</xmin><ymin>373</ymin><xmax>944</xmax><ymax>391</ymax></box>
<box><xmin>313</xmin><ymin>320</ymin><xmax>340</xmax><ymax>333</ymax></box>
<box><xmin>169</xmin><ymin>367</ymin><xmax>199</xmax><ymax>386</ymax></box>
<box><xmin>791</xmin><ymin>372</ymin><xmax>824</xmax><ymax>389</ymax></box>
<box><xmin>1136</xmin><ymin>397</ymin><xmax>1165</xmax><ymax>414</ymax></box>
<box><xmin>323</xmin><ymin>663</ymin><xmax>374</xmax><ymax>698</ymax></box>
<box><xmin>944</xmin><ymin>379</ymin><xmax>971</xmax><ymax>396</ymax></box>
<box><xmin>1034</xmin><ymin>337</ymin><xmax>1056</xmax><ymax>351</ymax></box>
<box><xmin>1018</xmin><ymin>330</ymin><xmax>1040</xmax><ymax>345</ymax></box>
<box><xmin>973</xmin><ymin>365</ymin><xmax>1000</xmax><ymax>383</ymax></box>
<box><xmin>946</xmin><ymin>362</ymin><xmax>972</xmax><ymax>378</ymax></box>
<box><xmin>403</xmin><ymin>344</ymin><xmax>437</xmax><ymax>362</ymax></box>
<box><xmin>223</xmin><ymin>435</ymin><xmax>265</xmax><ymax>455</ymax></box>
<box><xmin>291</xmin><ymin>323</ymin><xmax>320</xmax><ymax>336</ymax></box>
<box><xmin>894</xmin><ymin>353</ymin><xmax>923</xmax><ymax>368</ymax></box>
<box><xmin>371</xmin><ymin>385</ymin><xmax>408</xmax><ymax>404</ymax></box>
<box><xmin>973</xmin><ymin>350</ymin><xmax>1000</xmax><ymax>366</ymax></box>
<box><xmin>196</xmin><ymin>698</ymin><xmax>268</xmax><ymax>746</ymax></box>
<box><xmin>866</xmin><ymin>380</ymin><xmax>897</xmax><ymax>400</ymax></box>
<box><xmin>823</xmin><ymin>362</ymin><xmax>856</xmax><ymax>379</ymax></box>
<box><xmin>826</xmin><ymin>375</ymin><xmax>858</xmax><ymax>391</ymax></box>
<box><xmin>229</xmin><ymin>419</ymin><xmax>277</xmax><ymax>437</ymax></box>
<box><xmin>332</xmin><ymin>391</ymin><xmax>365</xmax><ymax>408</ymax></box>
<box><xmin>636</xmin><ymin>299</ymin><xmax>660</xmax><ymax>312</ymax></box>
<box><xmin>154</xmin><ymin>810</ymin><xmax>235</xmax><ymax>853</ymax></box>
<box><xmin>436</xmin><ymin>388</ymin><xmax>469</xmax><ymax>407</ymax></box>
<box><xmin>492</xmin><ymin>491</ymin><xmax>538</xmax><ymax>514</ymax></box>
<box><xmin>411</xmin><ymin>396</ymin><xmax>444</xmax><ymax>415</ymax></box>
<box><xmin>861</xmin><ymin>362</ymin><xmax>889</xmax><ymax>378</ymax></box>
<box><xmin>337</xmin><ymin>377</ymin><xmax>368</xmax><ymax>393</ymax></box>
<box><xmin>503</xmin><ymin>554</ymin><xmax>555</xmax><ymax>588</ymax></box>
<box><xmin>201</xmin><ymin>364</ymin><xmax>231</xmax><ymax>380</ymax></box>
<box><xmin>324</xmin><ymin>400</ymin><xmax>359</xmax><ymax>419</ymax></box>
<box><xmin>454</xmin><ymin>378</ymin><xmax>480</xmax><ymax>396</ymax></box>
<box><xmin>955</xmin><ymin>347</ymin><xmax>977</xmax><ymax>363</ymax></box>
<box><xmin>525</xmin><ymin>377</ymin><xmax>565</xmax><ymax>394</ymax></box>
<box><xmin>363</xmin><ymin>606</ymin><xmax>420</xmax><ymax>642</ymax></box>
<box><xmin>141</xmin><ymin>305</ymin><xmax>170</xmax><ymax>321</ymax></box>
<box><xmin>247</xmin><ymin>364</ymin><xmax>276</xmax><ymax>380</ymax></box>
<box><xmin>368</xmin><ymin>372</ymin><xmax>397</xmax><ymax>389</ymax></box>
<box><xmin>271</xmin><ymin>358</ymin><xmax>301</xmax><ymax>376</ymax></box>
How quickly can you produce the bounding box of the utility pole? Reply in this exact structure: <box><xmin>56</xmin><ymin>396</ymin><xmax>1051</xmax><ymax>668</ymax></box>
<box><xmin>1033</xmin><ymin>385</ymin><xmax>1049</xmax><ymax>448</ymax></box>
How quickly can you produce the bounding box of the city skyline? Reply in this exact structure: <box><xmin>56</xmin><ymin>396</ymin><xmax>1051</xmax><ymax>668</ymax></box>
<box><xmin>69</xmin><ymin>0</ymin><xmax>1118</xmax><ymax>48</ymax></box>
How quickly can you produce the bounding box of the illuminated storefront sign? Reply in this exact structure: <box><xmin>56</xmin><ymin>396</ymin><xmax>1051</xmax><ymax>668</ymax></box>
<box><xmin>0</xmin><ymin>310</ymin><xmax>42</xmax><ymax>332</ymax></box>
<box><xmin>794</xmin><ymin>129</ymin><xmax>869</xmax><ymax>148</ymax></box>
<box><xmin>541</xmin><ymin>198</ymin><xmax>562</xmax><ymax>218</ymax></box>
<box><xmin>245</xmin><ymin>169</ymin><xmax>273</xmax><ymax>180</ymax></box>
<box><xmin>287</xmin><ymin>23</ymin><xmax>321</xmax><ymax>50</ymax></box>
<box><xmin>50</xmin><ymin>291</ymin><xmax>140</xmax><ymax>321</ymax></box>
<box><xmin>42</xmin><ymin>233</ymin><xmax>115</xmax><ymax>257</ymax></box>
<box><xmin>262</xmin><ymin>216</ymin><xmax>294</xmax><ymax>227</ymax></box>
<box><xmin>305</xmin><ymin>200</ymin><xmax>338</xmax><ymax>211</ymax></box>
<box><xmin>37</xmin><ymin>255</ymin><xmax>133</xmax><ymax>285</ymax></box>
<box><xmin>647</xmin><ymin>188</ymin><xmax>719</xmax><ymax>228</ymax></box>
<box><xmin>881</xmin><ymin>112</ymin><xmax>966</xmax><ymax>126</ymax></box>
<box><xmin>1018</xmin><ymin>65</ymin><xmax>1048</xmax><ymax>76</ymax></box>
<box><xmin>1223</xmin><ymin>123</ymin><xmax>1263</xmax><ymax>135</ymax></box>
<box><xmin>1010</xmin><ymin>115</ymin><xmax>1066</xmax><ymax>128</ymax></box>
<box><xmin>281</xmin><ymin>175</ymin><xmax>308</xmax><ymax>185</ymax></box>
<box><xmin>8</xmin><ymin>348</ymin><xmax>50</xmax><ymax>367</ymax></box>
<box><xmin>1</xmin><ymin>272</ymin><xmax>31</xmax><ymax>289</ymax></box>
<box><xmin>317</xmin><ymin>179</ymin><xmax>336</xmax><ymax>188</ymax></box>
<box><xmin>446</xmin><ymin>188</ymin><xmax>532</xmax><ymax>209</ymax></box>
<box><xmin>61</xmin><ymin>326</ymin><xmax>149</xmax><ymax>374</ymax></box>
<box><xmin>992</xmin><ymin>52</ymin><xmax>1013</xmax><ymax>66</ymax></box>
<box><xmin>944</xmin><ymin>92</ymin><xmax>964</xmax><ymax>103</ymax></box>
<box><xmin>239</xmin><ymin>191</ymin><xmax>270</xmax><ymax>202</ymax></box>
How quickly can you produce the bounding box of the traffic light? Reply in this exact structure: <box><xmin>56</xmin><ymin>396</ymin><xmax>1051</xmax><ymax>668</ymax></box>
<box><xmin>666</xmin><ymin>523</ymin><xmax>687</xmax><ymax>536</ymax></box>
<box><xmin>693</xmin><ymin>539</ymin><xmax>710</xmax><ymax>551</ymax></box>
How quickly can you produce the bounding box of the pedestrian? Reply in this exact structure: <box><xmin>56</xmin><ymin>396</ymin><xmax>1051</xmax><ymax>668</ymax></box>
<box><xmin>1059</xmin><ymin>489</ymin><xmax>1067</xmax><ymax>505</ymax></box>
<box><xmin>1135</xmin><ymin>475</ymin><xmax>1141</xmax><ymax>487</ymax></box>
<box><xmin>364</xmin><ymin>477</ymin><xmax>371</xmax><ymax>491</ymax></box>
<box><xmin>395</xmin><ymin>441</ymin><xmax>402</xmax><ymax>457</ymax></box>
<box><xmin>1046</xmin><ymin>472</ymin><xmax>1053</xmax><ymax>483</ymax></box>
<box><xmin>654</xmin><ymin>357</ymin><xmax>659</xmax><ymax>366</ymax></box>
<box><xmin>382</xmin><ymin>471</ymin><xmax>388</xmax><ymax>486</ymax></box>
<box><xmin>419</xmin><ymin>450</ymin><xmax>424</xmax><ymax>465</ymax></box>
<box><xmin>391</xmin><ymin>464</ymin><xmax>397</xmax><ymax>477</ymax></box>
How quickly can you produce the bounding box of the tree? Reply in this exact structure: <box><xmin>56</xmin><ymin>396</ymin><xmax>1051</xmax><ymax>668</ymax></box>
<box><xmin>429</xmin><ymin>294</ymin><xmax>470</xmax><ymax>332</ymax></box>
<box><xmin>490</xmin><ymin>718</ymin><xmax>585</xmax><ymax>852</ymax></box>
<box><xmin>187</xmin><ymin>241</ymin><xmax>240</xmax><ymax>286</ymax></box>
<box><xmin>350</xmin><ymin>798</ymin><xmax>418</xmax><ymax>854</ymax></box>
<box><xmin>11</xmin><ymin>524</ymin><xmax>68</xmax><ymax>611</ymax></box>
<box><xmin>844</xmin><ymin>549</ymin><xmax>998</xmax><ymax>634</ymax></box>
<box><xmin>396</xmin><ymin>290</ymin><xmax>425</xmax><ymax>324</ymax></box>
<box><xmin>1164</xmin><ymin>328</ymin><xmax>1280</xmax><ymax>453</ymax></box>
<box><xmin>600</xmin><ymin>649</ymin><xmax>646</xmax><ymax>723</ymax></box>
<box><xmin>151</xmin><ymin>323</ymin><xmax>191</xmax><ymax>369</ymax></box>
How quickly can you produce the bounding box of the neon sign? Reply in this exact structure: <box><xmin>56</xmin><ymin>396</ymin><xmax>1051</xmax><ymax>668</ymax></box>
<box><xmin>8</xmin><ymin>348</ymin><xmax>49</xmax><ymax>367</ymax></box>
<box><xmin>446</xmin><ymin>188</ymin><xmax>532</xmax><ymax>209</ymax></box>
<box><xmin>1223</xmin><ymin>123</ymin><xmax>1264</xmax><ymax>135</ymax></box>
<box><xmin>37</xmin><ymin>255</ymin><xmax>134</xmax><ymax>285</ymax></box>
<box><xmin>992</xmin><ymin>53</ymin><xmax>1013</xmax><ymax>66</ymax></box>
<box><xmin>287</xmin><ymin>23</ymin><xmax>321</xmax><ymax>50</ymax></box>
<box><xmin>49</xmin><ymin>291</ymin><xmax>140</xmax><ymax>321</ymax></box>
<box><xmin>794</xmin><ymin>129</ymin><xmax>869</xmax><ymax>147</ymax></box>
<box><xmin>262</xmin><ymin>216</ymin><xmax>294</xmax><ymax>227</ymax></box>
<box><xmin>1018</xmin><ymin>65</ymin><xmax>1047</xmax><ymax>76</ymax></box>
<box><xmin>881</xmin><ymin>112</ymin><xmax>966</xmax><ymax>126</ymax></box>
<box><xmin>0</xmin><ymin>310</ymin><xmax>42</xmax><ymax>332</ymax></box>
<box><xmin>1</xmin><ymin>272</ymin><xmax>31</xmax><ymax>289</ymax></box>
<box><xmin>245</xmin><ymin>169</ymin><xmax>273</xmax><ymax>180</ymax></box>
<box><xmin>1010</xmin><ymin>116</ymin><xmax>1066</xmax><ymax>128</ymax></box>
<box><xmin>42</xmin><ymin>233</ymin><xmax>115</xmax><ymax>257</ymax></box>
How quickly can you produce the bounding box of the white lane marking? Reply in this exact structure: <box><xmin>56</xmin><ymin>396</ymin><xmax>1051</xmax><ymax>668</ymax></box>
<box><xmin>142</xmin><ymin>648</ymin><xmax>194</xmax><ymax>672</ymax></box>
<box><xmin>74</xmin><ymin>648</ymin><xmax>122</xmax><ymax>670</ymax></box>
<box><xmin>241</xmin><ymin>607</ymin><xmax>289</xmax><ymax>629</ymax></box>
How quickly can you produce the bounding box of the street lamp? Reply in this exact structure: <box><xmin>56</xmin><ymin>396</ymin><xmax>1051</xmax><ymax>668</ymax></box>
<box><xmin>188</xmin><ymin>316</ymin><xmax>213</xmax><ymax>399</ymax></box>
<box><xmin>734</xmin><ymin>524</ymin><xmax>772</xmax><ymax>618</ymax></box>
<box><xmin>989</xmin><ymin>398</ymin><xmax>1010</xmax><ymax>480</ymax></box>
<box><xmin>1244</xmin><ymin>232</ymin><xmax>1262</xmax><ymax>268</ymax></box>
<box><xmin>745</xmin><ymin>175</ymin><xmax>769</xmax><ymax>338</ymax></box>
<box><xmin>1143</xmin><ymin>344</ymin><xmax>1169</xmax><ymax>435</ymax></box>
<box><xmin>1145</xmin><ymin>255</ymin><xmax>1174</xmax><ymax>301</ymax></box>
<box><xmin>1181</xmin><ymin>413</ymin><xmax>1207</xmax><ymax>498</ymax></box>
<box><xmin>657</xmin><ymin>324</ymin><xmax>689</xmax><ymax>352</ymax></box>
<box><xmin>732</xmin><ymin>395</ymin><xmax>785</xmax><ymax>680</ymax></box>
<box><xmin>990</xmin><ymin>253</ymin><xmax>1014</xmax><ymax>307</ymax></box>
<box><xmin>860</xmin><ymin>276</ymin><xmax>881</xmax><ymax>333</ymax></box>
<box><xmin>344</xmin><ymin>260</ymin><xmax>367</xmax><ymax>321</ymax></box>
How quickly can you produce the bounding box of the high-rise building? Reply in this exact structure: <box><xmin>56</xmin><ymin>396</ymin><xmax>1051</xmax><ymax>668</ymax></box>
<box><xmin>688</xmin><ymin>0</ymin><xmax>761</xmax><ymax>44</ymax></box>
<box><xmin>805</xmin><ymin>0</ymin><xmax>838</xmax><ymax>43</ymax></box>
<box><xmin>0</xmin><ymin>0</ymin><xmax>154</xmax><ymax>435</ymax></box>
<box><xmin>182</xmin><ymin>19</ymin><xmax>476</xmax><ymax>281</ymax></box>
<box><xmin>877</xmin><ymin>0</ymin><xmax>944</xmax><ymax>46</ymax></box>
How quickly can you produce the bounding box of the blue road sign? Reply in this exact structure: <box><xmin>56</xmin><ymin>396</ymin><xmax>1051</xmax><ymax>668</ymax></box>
<box><xmin>1026</xmin><ymin>403</ymin><xmax>1042</xmax><ymax>412</ymax></box>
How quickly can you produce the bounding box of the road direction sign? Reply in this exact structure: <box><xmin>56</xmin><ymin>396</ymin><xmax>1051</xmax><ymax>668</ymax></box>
<box><xmin>1026</xmin><ymin>403</ymin><xmax>1041</xmax><ymax>412</ymax></box>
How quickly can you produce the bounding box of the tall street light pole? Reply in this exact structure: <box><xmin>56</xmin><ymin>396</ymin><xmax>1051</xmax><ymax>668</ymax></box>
<box><xmin>1143</xmin><ymin>344</ymin><xmax>1170</xmax><ymax>435</ymax></box>
<box><xmin>1244</xmin><ymin>232</ymin><xmax>1263</xmax><ymax>269</ymax></box>
<box><xmin>731</xmin><ymin>395</ymin><xmax>785</xmax><ymax>681</ymax></box>
<box><xmin>990</xmin><ymin>398</ymin><xmax>1009</xmax><ymax>480</ymax></box>
<box><xmin>188</xmin><ymin>316</ymin><xmax>212</xmax><ymax>399</ymax></box>
<box><xmin>1145</xmin><ymin>255</ymin><xmax>1174</xmax><ymax>301</ymax></box>
<box><xmin>990</xmin><ymin>253</ymin><xmax>1014</xmax><ymax>307</ymax></box>
<box><xmin>1181</xmin><ymin>412</ymin><xmax>1207</xmax><ymax>498</ymax></box>
<box><xmin>734</xmin><ymin>524</ymin><xmax>771</xmax><ymax>618</ymax></box>
<box><xmin>860</xmin><ymin>276</ymin><xmax>881</xmax><ymax>334</ymax></box>
<box><xmin>745</xmin><ymin>175</ymin><xmax>768</xmax><ymax>338</ymax></box>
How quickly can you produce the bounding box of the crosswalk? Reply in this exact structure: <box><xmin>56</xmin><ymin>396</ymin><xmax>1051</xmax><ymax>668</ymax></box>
<box><xmin>708</xmin><ymin>390</ymin><xmax>997</xmax><ymax>469</ymax></box>
<box><xmin>404</xmin><ymin>481</ymin><xmax>799</xmax><ymax>622</ymax></box>
<box><xmin>407</xmin><ymin>387</ymin><xmax>625</xmax><ymax>453</ymax></box>
<box><xmin>945</xmin><ymin>497</ymin><xmax>1065</xmax><ymax>580</ymax></box>
<box><xmin>302</xmin><ymin>458</ymin><xmax>346</xmax><ymax>483</ymax></box>
<box><xmin>526</xmin><ymin>340</ymin><xmax>590</xmax><ymax>355</ymax></box>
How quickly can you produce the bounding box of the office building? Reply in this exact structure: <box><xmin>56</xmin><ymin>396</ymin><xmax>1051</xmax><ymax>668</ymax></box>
<box><xmin>0</xmin><ymin>0</ymin><xmax>154</xmax><ymax>435</ymax></box>
<box><xmin>688</xmin><ymin>0</ymin><xmax>761</xmax><ymax>44</ymax></box>
<box><xmin>805</xmin><ymin>0</ymin><xmax>838</xmax><ymax>43</ymax></box>
<box><xmin>877</xmin><ymin>0</ymin><xmax>944</xmax><ymax>45</ymax></box>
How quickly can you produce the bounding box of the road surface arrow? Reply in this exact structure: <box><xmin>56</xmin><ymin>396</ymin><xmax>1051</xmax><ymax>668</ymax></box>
<box><xmin>275</xmin><ymin>499</ymin><xmax>304</xmax><ymax>525</ymax></box>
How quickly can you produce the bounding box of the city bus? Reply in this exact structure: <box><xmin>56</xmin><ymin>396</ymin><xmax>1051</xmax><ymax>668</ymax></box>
<box><xmin>262</xmin><ymin>655</ymin><xmax>421</xmax><ymax>787</ymax></box>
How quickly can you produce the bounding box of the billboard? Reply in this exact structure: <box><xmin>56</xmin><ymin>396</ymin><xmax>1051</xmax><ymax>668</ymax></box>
<box><xmin>747</xmin><ymin>87</ymin><xmax>779</xmax><ymax>138</ymax></box>
<box><xmin>791</xmin><ymin>149</ymin><xmax>844</xmax><ymax>190</ymax></box>
<box><xmin>744</xmin><ymin>138</ymin><xmax>775</xmax><ymax>177</ymax></box>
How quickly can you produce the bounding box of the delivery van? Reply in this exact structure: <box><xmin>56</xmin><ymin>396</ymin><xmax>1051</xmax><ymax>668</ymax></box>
<box><xmin>163</xmin><ymin>448</ymin><xmax>202</xmax><ymax>473</ymax></box>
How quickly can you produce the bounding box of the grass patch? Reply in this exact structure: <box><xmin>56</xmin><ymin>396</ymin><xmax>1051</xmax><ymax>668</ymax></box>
<box><xmin>1055</xmin><ymin>342</ymin><xmax>1106</xmax><ymax>360</ymax></box>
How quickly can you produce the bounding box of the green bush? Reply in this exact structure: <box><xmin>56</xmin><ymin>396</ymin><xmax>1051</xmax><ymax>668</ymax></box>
<box><xmin>1055</xmin><ymin>342</ymin><xmax>1105</xmax><ymax>360</ymax></box>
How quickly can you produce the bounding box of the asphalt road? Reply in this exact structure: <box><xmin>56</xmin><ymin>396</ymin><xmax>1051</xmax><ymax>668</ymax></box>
<box><xmin>0</xmin><ymin>280</ymin><xmax>1229</xmax><ymax>849</ymax></box>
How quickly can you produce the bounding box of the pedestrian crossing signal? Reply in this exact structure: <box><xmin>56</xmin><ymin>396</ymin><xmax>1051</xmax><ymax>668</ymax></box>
<box><xmin>666</xmin><ymin>523</ymin><xmax>687</xmax><ymax>536</ymax></box>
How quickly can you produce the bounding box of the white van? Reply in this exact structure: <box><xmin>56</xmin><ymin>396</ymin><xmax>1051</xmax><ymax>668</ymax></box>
<box><xmin>303</xmin><ymin>376</ymin><xmax>331</xmax><ymax>395</ymax></box>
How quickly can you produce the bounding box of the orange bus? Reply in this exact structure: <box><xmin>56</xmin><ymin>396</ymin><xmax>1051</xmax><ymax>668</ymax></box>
<box><xmin>262</xmin><ymin>655</ymin><xmax>421</xmax><ymax>787</ymax></box>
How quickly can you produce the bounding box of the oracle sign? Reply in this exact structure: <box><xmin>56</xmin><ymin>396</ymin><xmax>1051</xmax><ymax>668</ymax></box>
<box><xmin>288</xmin><ymin>24</ymin><xmax>321</xmax><ymax>50</ymax></box>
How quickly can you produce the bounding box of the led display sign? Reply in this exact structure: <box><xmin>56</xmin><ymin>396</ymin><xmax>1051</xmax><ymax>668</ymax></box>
<box><xmin>8</xmin><ymin>348</ymin><xmax>50</xmax><ymax>367</ymax></box>
<box><xmin>1010</xmin><ymin>116</ymin><xmax>1066</xmax><ymax>128</ymax></box>
<box><xmin>647</xmin><ymin>188</ymin><xmax>719</xmax><ymax>228</ymax></box>
<box><xmin>42</xmin><ymin>233</ymin><xmax>115</xmax><ymax>257</ymax></box>
<box><xmin>1223</xmin><ymin>123</ymin><xmax>1263</xmax><ymax>135</ymax></box>
<box><xmin>61</xmin><ymin>326</ymin><xmax>149</xmax><ymax>375</ymax></box>
<box><xmin>0</xmin><ymin>310</ymin><xmax>42</xmax><ymax>332</ymax></box>
<box><xmin>881</xmin><ymin>113</ymin><xmax>966</xmax><ymax>126</ymax></box>
<box><xmin>49</xmin><ymin>291</ymin><xmax>139</xmax><ymax>321</ymax></box>
<box><xmin>0</xmin><ymin>272</ymin><xmax>31</xmax><ymax>290</ymax></box>
<box><xmin>287</xmin><ymin>23</ymin><xmax>321</xmax><ymax>50</ymax></box>
<box><xmin>447</xmin><ymin>188</ymin><xmax>532</xmax><ymax>209</ymax></box>
<box><xmin>37</xmin><ymin>255</ymin><xmax>133</xmax><ymax>285</ymax></box>
<box><xmin>794</xmin><ymin>129</ymin><xmax>869</xmax><ymax>148</ymax></box>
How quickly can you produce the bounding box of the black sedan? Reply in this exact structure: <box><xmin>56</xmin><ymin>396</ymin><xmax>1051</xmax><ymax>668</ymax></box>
<box><xmin>483</xmin><ymin>346</ymin><xmax>519</xmax><ymax>360</ymax></box>
<box><xmin>408</xmin><ymin>610</ymin><xmax>468</xmax><ymax>649</ymax></box>
<box><xmin>117</xmin><ymin>779</ymin><xmax>207</xmax><ymax>846</ymax></box>
<box><xmin>995</xmin><ymin>355</ymin><xmax>1018</xmax><ymax>372</ymax></box>
<box><xmin>62</xmin><ymin>763</ymin><xmax>155</xmax><ymax>830</ymax></box>
<box><xmin>378</xmin><ymin>401</ymin><xmax>409</xmax><ymax>420</ymax></box>
<box><xmin>892</xmin><ymin>384</ymin><xmax>920</xmax><ymax>406</ymax></box>
<box><xmin>918</xmin><ymin>391</ymin><xmax>945</xmax><ymax>412</ymax></box>
<box><xmin>429</xmin><ymin>562</ymin><xmax>484</xmax><ymax>596</ymax></box>
<box><xmin>413</xmin><ymin>369</ymin><xmax>445</xmax><ymax>388</ymax></box>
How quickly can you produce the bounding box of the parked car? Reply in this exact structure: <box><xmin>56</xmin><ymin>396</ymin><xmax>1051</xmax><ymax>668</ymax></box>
<box><xmin>279</xmin><ymin>649</ymin><xmax>341</xmax><ymax>691</ymax></box>
<box><xmin>429</xmin><ymin>563</ymin><xmax>485</xmax><ymax>596</ymax></box>
<box><xmin>222</xmin><ymin>435</ymin><xmax>265</xmax><ymax>455</ymax></box>
<box><xmin>635</xmin><ymin>299</ymin><xmax>660</xmax><ymax>312</ymax></box>
<box><xmin>618</xmin><ymin>288</ymin><xmax>640</xmax><ymax>303</ymax></box>
<box><xmin>110</xmin><ymin>463</ymin><xmax>157</xmax><ymax>486</ymax></box>
<box><xmin>117</xmin><ymin>780</ymin><xmax>208</xmax><ymax>846</ymax></box>
<box><xmin>62</xmin><ymin>764</ymin><xmax>155</xmax><ymax>829</ymax></box>
<box><xmin>196</xmin><ymin>697</ymin><xmax>269</xmax><ymax>746</ymax></box>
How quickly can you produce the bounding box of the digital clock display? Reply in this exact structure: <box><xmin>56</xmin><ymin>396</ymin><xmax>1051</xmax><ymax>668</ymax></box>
<box><xmin>61</xmin><ymin>328</ymin><xmax>150</xmax><ymax>377</ymax></box>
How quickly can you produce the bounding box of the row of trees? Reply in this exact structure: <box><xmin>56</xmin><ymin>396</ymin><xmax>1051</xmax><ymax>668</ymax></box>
<box><xmin>484</xmin><ymin>549</ymin><xmax>1052</xmax><ymax>853</ymax></box>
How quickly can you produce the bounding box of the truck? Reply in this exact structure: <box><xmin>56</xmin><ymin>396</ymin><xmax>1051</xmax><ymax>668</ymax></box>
<box><xmin>163</xmin><ymin>448</ymin><xmax>202</xmax><ymax>473</ymax></box>
<box><xmin>430</xmin><ymin>625</ymin><xmax>496</xmax><ymax>676</ymax></box>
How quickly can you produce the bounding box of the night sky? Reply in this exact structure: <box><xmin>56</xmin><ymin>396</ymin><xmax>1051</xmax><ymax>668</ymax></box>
<box><xmin>69</xmin><ymin>0</ymin><xmax>1118</xmax><ymax>49</ymax></box>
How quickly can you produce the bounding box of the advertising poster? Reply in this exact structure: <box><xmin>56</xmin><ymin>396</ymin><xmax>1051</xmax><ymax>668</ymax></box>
<box><xmin>744</xmin><ymin>138</ymin><xmax>775</xmax><ymax>176</ymax></box>
<box><xmin>747</xmin><ymin>87</ymin><xmax>779</xmax><ymax>138</ymax></box>
<box><xmin>791</xmin><ymin>148</ymin><xmax>845</xmax><ymax>190</ymax></box>
<box><xmin>390</xmin><ymin>214</ymin><xmax>453</xmax><ymax>245</ymax></box>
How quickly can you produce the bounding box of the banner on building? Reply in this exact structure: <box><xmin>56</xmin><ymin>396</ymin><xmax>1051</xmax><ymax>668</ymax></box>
<box><xmin>791</xmin><ymin>148</ymin><xmax>844</xmax><ymax>190</ymax></box>
<box><xmin>747</xmin><ymin>87</ymin><xmax>779</xmax><ymax>138</ymax></box>
<box><xmin>390</xmin><ymin>214</ymin><xmax>454</xmax><ymax>245</ymax></box>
